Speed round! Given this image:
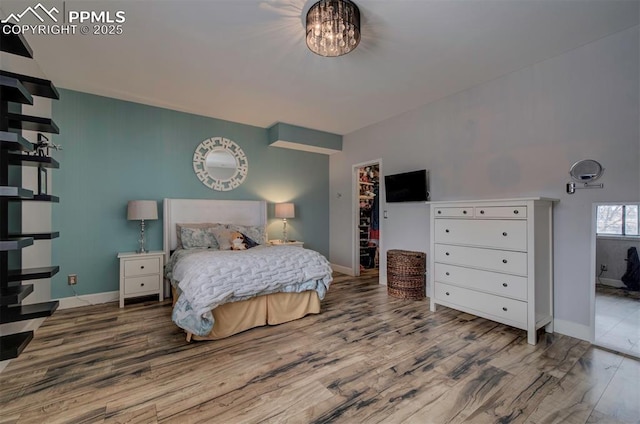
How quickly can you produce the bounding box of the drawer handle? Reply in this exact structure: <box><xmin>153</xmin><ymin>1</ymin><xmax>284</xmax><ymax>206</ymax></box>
<box><xmin>446</xmin><ymin>252</ymin><xmax>450</xmax><ymax>256</ymax></box>
<box><xmin>480</xmin><ymin>210</ymin><xmax>485</xmax><ymax>214</ymax></box>
<box><xmin>445</xmin><ymin>292</ymin><xmax>450</xmax><ymax>296</ymax></box>
<box><xmin>437</xmin><ymin>210</ymin><xmax>442</xmax><ymax>214</ymax></box>
<box><xmin>445</xmin><ymin>272</ymin><xmax>450</xmax><ymax>276</ymax></box>
<box><xmin>445</xmin><ymin>229</ymin><xmax>450</xmax><ymax>233</ymax></box>
<box><xmin>502</xmin><ymin>232</ymin><xmax>508</xmax><ymax>237</ymax></box>
<box><xmin>513</xmin><ymin>210</ymin><xmax>519</xmax><ymax>215</ymax></box>
<box><xmin>502</xmin><ymin>307</ymin><xmax>508</xmax><ymax>311</ymax></box>
<box><xmin>463</xmin><ymin>210</ymin><xmax>467</xmax><ymax>214</ymax></box>
<box><xmin>502</xmin><ymin>259</ymin><xmax>507</xmax><ymax>264</ymax></box>
<box><xmin>141</xmin><ymin>283</ymin><xmax>145</xmax><ymax>287</ymax></box>
<box><xmin>140</xmin><ymin>266</ymin><xmax>145</xmax><ymax>269</ymax></box>
<box><xmin>502</xmin><ymin>283</ymin><xmax>508</xmax><ymax>287</ymax></box>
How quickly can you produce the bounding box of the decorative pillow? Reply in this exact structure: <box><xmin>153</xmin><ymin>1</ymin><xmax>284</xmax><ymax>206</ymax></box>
<box><xmin>176</xmin><ymin>223</ymin><xmax>217</xmax><ymax>249</ymax></box>
<box><xmin>241</xmin><ymin>232</ymin><xmax>260</xmax><ymax>249</ymax></box>
<box><xmin>228</xmin><ymin>224</ymin><xmax>266</xmax><ymax>245</ymax></box>
<box><xmin>211</xmin><ymin>227</ymin><xmax>236</xmax><ymax>251</ymax></box>
<box><xmin>180</xmin><ymin>226</ymin><xmax>219</xmax><ymax>250</ymax></box>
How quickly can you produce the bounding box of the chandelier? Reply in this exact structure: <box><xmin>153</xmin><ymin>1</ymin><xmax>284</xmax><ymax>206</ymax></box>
<box><xmin>306</xmin><ymin>0</ymin><xmax>361</xmax><ymax>57</ymax></box>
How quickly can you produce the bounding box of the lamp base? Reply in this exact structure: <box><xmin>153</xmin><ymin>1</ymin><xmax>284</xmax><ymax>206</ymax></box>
<box><xmin>137</xmin><ymin>220</ymin><xmax>148</xmax><ymax>254</ymax></box>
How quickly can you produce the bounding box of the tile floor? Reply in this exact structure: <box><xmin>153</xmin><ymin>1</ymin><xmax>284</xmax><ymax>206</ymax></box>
<box><xmin>595</xmin><ymin>284</ymin><xmax>640</xmax><ymax>358</ymax></box>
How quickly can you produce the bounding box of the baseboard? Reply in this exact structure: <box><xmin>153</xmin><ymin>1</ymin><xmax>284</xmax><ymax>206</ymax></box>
<box><xmin>331</xmin><ymin>263</ymin><xmax>355</xmax><ymax>276</ymax></box>
<box><xmin>553</xmin><ymin>318</ymin><xmax>592</xmax><ymax>342</ymax></box>
<box><xmin>57</xmin><ymin>291</ymin><xmax>119</xmax><ymax>310</ymax></box>
<box><xmin>598</xmin><ymin>278</ymin><xmax>625</xmax><ymax>288</ymax></box>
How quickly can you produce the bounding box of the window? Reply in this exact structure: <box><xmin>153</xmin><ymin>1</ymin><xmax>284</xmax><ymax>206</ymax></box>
<box><xmin>597</xmin><ymin>204</ymin><xmax>639</xmax><ymax>236</ymax></box>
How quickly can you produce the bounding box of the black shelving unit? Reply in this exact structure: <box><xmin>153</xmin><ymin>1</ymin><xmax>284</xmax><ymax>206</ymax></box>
<box><xmin>0</xmin><ymin>132</ymin><xmax>34</xmax><ymax>152</ymax></box>
<box><xmin>1</xmin><ymin>29</ymin><xmax>60</xmax><ymax>360</ymax></box>
<box><xmin>0</xmin><ymin>24</ymin><xmax>33</xmax><ymax>58</ymax></box>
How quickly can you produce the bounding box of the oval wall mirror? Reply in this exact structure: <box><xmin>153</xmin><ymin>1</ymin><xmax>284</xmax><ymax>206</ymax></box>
<box><xmin>193</xmin><ymin>137</ymin><xmax>248</xmax><ymax>191</ymax></box>
<box><xmin>569</xmin><ymin>159</ymin><xmax>604</xmax><ymax>182</ymax></box>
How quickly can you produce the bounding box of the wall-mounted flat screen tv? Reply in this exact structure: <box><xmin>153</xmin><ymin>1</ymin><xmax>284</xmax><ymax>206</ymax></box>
<box><xmin>384</xmin><ymin>169</ymin><xmax>430</xmax><ymax>202</ymax></box>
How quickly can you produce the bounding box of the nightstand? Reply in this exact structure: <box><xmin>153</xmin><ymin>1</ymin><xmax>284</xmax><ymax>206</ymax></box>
<box><xmin>269</xmin><ymin>240</ymin><xmax>304</xmax><ymax>247</ymax></box>
<box><xmin>117</xmin><ymin>251</ymin><xmax>164</xmax><ymax>308</ymax></box>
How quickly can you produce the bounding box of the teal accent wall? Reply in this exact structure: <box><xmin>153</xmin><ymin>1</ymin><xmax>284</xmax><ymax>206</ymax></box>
<box><xmin>51</xmin><ymin>89</ymin><xmax>329</xmax><ymax>298</ymax></box>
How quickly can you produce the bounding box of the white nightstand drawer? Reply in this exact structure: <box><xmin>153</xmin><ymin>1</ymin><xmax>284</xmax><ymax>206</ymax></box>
<box><xmin>124</xmin><ymin>275</ymin><xmax>160</xmax><ymax>295</ymax></box>
<box><xmin>433</xmin><ymin>207</ymin><xmax>473</xmax><ymax>218</ymax></box>
<box><xmin>435</xmin><ymin>219</ymin><xmax>527</xmax><ymax>251</ymax></box>
<box><xmin>434</xmin><ymin>244</ymin><xmax>527</xmax><ymax>275</ymax></box>
<box><xmin>434</xmin><ymin>282</ymin><xmax>527</xmax><ymax>326</ymax></box>
<box><xmin>124</xmin><ymin>257</ymin><xmax>160</xmax><ymax>277</ymax></box>
<box><xmin>475</xmin><ymin>206</ymin><xmax>527</xmax><ymax>218</ymax></box>
<box><xmin>434</xmin><ymin>263</ymin><xmax>527</xmax><ymax>300</ymax></box>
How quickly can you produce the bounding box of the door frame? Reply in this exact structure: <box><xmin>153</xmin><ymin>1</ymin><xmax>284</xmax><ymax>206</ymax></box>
<box><xmin>352</xmin><ymin>159</ymin><xmax>382</xmax><ymax>278</ymax></box>
<box><xmin>590</xmin><ymin>200</ymin><xmax>639</xmax><ymax>350</ymax></box>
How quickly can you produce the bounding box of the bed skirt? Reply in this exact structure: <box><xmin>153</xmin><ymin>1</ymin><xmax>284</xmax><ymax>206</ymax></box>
<box><xmin>172</xmin><ymin>287</ymin><xmax>321</xmax><ymax>340</ymax></box>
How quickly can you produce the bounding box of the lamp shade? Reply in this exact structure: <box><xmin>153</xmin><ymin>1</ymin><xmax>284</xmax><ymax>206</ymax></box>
<box><xmin>275</xmin><ymin>203</ymin><xmax>295</xmax><ymax>219</ymax></box>
<box><xmin>127</xmin><ymin>200</ymin><xmax>158</xmax><ymax>221</ymax></box>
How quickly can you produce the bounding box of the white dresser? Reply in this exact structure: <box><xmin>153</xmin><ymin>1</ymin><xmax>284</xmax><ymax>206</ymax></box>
<box><xmin>429</xmin><ymin>198</ymin><xmax>557</xmax><ymax>345</ymax></box>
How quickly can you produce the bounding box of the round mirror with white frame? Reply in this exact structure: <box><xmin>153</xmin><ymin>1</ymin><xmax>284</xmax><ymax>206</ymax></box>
<box><xmin>193</xmin><ymin>137</ymin><xmax>248</xmax><ymax>191</ymax></box>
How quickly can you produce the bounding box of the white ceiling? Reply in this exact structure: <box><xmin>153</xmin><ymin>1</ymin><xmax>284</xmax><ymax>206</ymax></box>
<box><xmin>5</xmin><ymin>0</ymin><xmax>639</xmax><ymax>135</ymax></box>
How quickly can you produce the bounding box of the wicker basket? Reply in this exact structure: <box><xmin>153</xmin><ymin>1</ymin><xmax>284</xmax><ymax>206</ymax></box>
<box><xmin>387</xmin><ymin>250</ymin><xmax>426</xmax><ymax>300</ymax></box>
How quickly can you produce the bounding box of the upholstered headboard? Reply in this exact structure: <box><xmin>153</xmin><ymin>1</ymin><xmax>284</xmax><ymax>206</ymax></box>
<box><xmin>162</xmin><ymin>198</ymin><xmax>267</xmax><ymax>262</ymax></box>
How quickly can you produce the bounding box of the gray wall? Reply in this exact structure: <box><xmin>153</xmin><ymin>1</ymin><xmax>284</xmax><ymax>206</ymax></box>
<box><xmin>330</xmin><ymin>26</ymin><xmax>639</xmax><ymax>338</ymax></box>
<box><xmin>596</xmin><ymin>237</ymin><xmax>640</xmax><ymax>286</ymax></box>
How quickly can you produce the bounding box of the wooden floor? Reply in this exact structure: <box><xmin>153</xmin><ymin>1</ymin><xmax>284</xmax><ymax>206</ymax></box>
<box><xmin>2</xmin><ymin>273</ymin><xmax>639</xmax><ymax>424</ymax></box>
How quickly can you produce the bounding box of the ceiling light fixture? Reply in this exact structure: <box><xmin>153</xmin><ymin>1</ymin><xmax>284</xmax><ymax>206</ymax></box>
<box><xmin>306</xmin><ymin>0</ymin><xmax>361</xmax><ymax>57</ymax></box>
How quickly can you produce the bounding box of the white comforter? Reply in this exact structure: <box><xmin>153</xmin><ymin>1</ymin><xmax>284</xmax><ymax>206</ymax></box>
<box><xmin>171</xmin><ymin>245</ymin><xmax>333</xmax><ymax>335</ymax></box>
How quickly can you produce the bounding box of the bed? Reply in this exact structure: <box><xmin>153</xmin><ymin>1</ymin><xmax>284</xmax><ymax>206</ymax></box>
<box><xmin>163</xmin><ymin>198</ymin><xmax>333</xmax><ymax>341</ymax></box>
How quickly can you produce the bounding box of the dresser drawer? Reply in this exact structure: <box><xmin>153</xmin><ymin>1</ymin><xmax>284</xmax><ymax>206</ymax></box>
<box><xmin>124</xmin><ymin>257</ymin><xmax>161</xmax><ymax>277</ymax></box>
<box><xmin>434</xmin><ymin>282</ymin><xmax>527</xmax><ymax>326</ymax></box>
<box><xmin>433</xmin><ymin>207</ymin><xmax>473</xmax><ymax>218</ymax></box>
<box><xmin>434</xmin><ymin>244</ymin><xmax>527</xmax><ymax>275</ymax></box>
<box><xmin>435</xmin><ymin>219</ymin><xmax>527</xmax><ymax>251</ymax></box>
<box><xmin>434</xmin><ymin>263</ymin><xmax>527</xmax><ymax>300</ymax></box>
<box><xmin>124</xmin><ymin>275</ymin><xmax>160</xmax><ymax>295</ymax></box>
<box><xmin>475</xmin><ymin>206</ymin><xmax>527</xmax><ymax>218</ymax></box>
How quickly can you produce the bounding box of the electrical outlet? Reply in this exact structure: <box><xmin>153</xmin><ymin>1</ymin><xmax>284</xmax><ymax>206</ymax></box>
<box><xmin>600</xmin><ymin>264</ymin><xmax>607</xmax><ymax>272</ymax></box>
<box><xmin>68</xmin><ymin>274</ymin><xmax>78</xmax><ymax>285</ymax></box>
